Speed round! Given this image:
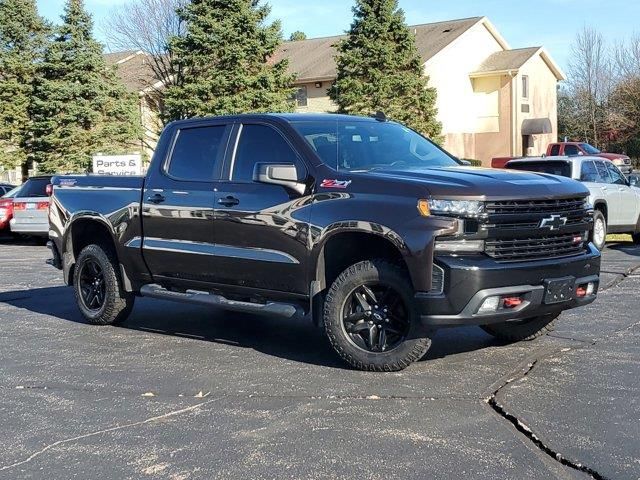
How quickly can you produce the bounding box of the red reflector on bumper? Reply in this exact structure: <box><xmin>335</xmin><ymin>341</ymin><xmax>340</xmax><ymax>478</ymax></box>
<box><xmin>576</xmin><ymin>287</ymin><xmax>587</xmax><ymax>298</ymax></box>
<box><xmin>502</xmin><ymin>297</ymin><xmax>523</xmax><ymax>308</ymax></box>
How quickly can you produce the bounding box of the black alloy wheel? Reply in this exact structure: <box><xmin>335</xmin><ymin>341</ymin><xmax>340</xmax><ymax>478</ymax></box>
<box><xmin>341</xmin><ymin>283</ymin><xmax>409</xmax><ymax>353</ymax></box>
<box><xmin>78</xmin><ymin>258</ymin><xmax>106</xmax><ymax>312</ymax></box>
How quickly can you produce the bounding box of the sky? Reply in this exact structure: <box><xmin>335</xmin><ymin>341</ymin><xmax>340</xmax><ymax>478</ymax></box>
<box><xmin>35</xmin><ymin>0</ymin><xmax>640</xmax><ymax>72</ymax></box>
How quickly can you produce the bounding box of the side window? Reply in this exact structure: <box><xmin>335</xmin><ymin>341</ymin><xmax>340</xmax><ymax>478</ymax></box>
<box><xmin>550</xmin><ymin>144</ymin><xmax>560</xmax><ymax>156</ymax></box>
<box><xmin>167</xmin><ymin>125</ymin><xmax>227</xmax><ymax>181</ymax></box>
<box><xmin>580</xmin><ymin>161</ymin><xmax>598</xmax><ymax>182</ymax></box>
<box><xmin>232</xmin><ymin>124</ymin><xmax>302</xmax><ymax>182</ymax></box>
<box><xmin>594</xmin><ymin>161</ymin><xmax>611</xmax><ymax>183</ymax></box>
<box><xmin>564</xmin><ymin>145</ymin><xmax>579</xmax><ymax>156</ymax></box>
<box><xmin>606</xmin><ymin>162</ymin><xmax>626</xmax><ymax>185</ymax></box>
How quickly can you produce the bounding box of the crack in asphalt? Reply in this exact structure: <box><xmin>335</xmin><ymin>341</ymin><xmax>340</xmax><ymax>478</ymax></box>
<box><xmin>0</xmin><ymin>399</ymin><xmax>219</xmax><ymax>473</ymax></box>
<box><xmin>486</xmin><ymin>359</ymin><xmax>610</xmax><ymax>480</ymax></box>
<box><xmin>483</xmin><ymin>269</ymin><xmax>640</xmax><ymax>480</ymax></box>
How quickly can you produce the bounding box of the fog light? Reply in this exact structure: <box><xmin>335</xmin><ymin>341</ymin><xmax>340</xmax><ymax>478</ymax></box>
<box><xmin>586</xmin><ymin>282</ymin><xmax>595</xmax><ymax>296</ymax></box>
<box><xmin>502</xmin><ymin>297</ymin><xmax>523</xmax><ymax>308</ymax></box>
<box><xmin>478</xmin><ymin>296</ymin><xmax>500</xmax><ymax>314</ymax></box>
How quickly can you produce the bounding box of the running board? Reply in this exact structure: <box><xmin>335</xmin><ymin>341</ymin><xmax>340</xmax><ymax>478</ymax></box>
<box><xmin>139</xmin><ymin>284</ymin><xmax>301</xmax><ymax>318</ymax></box>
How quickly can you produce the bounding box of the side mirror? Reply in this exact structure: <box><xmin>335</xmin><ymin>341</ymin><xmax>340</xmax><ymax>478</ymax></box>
<box><xmin>459</xmin><ymin>159</ymin><xmax>471</xmax><ymax>166</ymax></box>
<box><xmin>629</xmin><ymin>175</ymin><xmax>639</xmax><ymax>187</ymax></box>
<box><xmin>254</xmin><ymin>163</ymin><xmax>305</xmax><ymax>195</ymax></box>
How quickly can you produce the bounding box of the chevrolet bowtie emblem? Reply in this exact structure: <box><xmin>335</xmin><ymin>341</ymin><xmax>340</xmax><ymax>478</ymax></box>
<box><xmin>539</xmin><ymin>214</ymin><xmax>568</xmax><ymax>230</ymax></box>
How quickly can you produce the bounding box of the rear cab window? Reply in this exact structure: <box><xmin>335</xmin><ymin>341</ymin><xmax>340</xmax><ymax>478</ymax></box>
<box><xmin>507</xmin><ymin>161</ymin><xmax>572</xmax><ymax>178</ymax></box>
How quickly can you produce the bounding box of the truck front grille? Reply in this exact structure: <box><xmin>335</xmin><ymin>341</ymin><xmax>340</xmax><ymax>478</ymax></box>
<box><xmin>485</xmin><ymin>232</ymin><xmax>586</xmax><ymax>262</ymax></box>
<box><xmin>482</xmin><ymin>197</ymin><xmax>590</xmax><ymax>262</ymax></box>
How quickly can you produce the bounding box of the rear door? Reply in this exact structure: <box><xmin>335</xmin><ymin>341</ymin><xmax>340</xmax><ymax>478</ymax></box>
<box><xmin>210</xmin><ymin>122</ymin><xmax>312</xmax><ymax>295</ymax></box>
<box><xmin>141</xmin><ymin>121</ymin><xmax>232</xmax><ymax>289</ymax></box>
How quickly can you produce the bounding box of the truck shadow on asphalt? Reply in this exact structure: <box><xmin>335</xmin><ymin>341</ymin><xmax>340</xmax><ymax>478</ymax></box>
<box><xmin>0</xmin><ymin>285</ymin><xmax>501</xmax><ymax>369</ymax></box>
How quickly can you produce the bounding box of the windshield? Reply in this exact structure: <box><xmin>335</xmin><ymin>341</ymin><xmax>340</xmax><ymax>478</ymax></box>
<box><xmin>580</xmin><ymin>143</ymin><xmax>601</xmax><ymax>155</ymax></box>
<box><xmin>507</xmin><ymin>161</ymin><xmax>572</xmax><ymax>178</ymax></box>
<box><xmin>292</xmin><ymin>120</ymin><xmax>458</xmax><ymax>172</ymax></box>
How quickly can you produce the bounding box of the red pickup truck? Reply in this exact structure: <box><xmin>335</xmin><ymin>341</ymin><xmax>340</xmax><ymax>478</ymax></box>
<box><xmin>492</xmin><ymin>142</ymin><xmax>633</xmax><ymax>174</ymax></box>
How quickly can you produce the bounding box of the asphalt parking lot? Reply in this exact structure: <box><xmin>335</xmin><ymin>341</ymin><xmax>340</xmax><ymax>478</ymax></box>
<box><xmin>0</xmin><ymin>237</ymin><xmax>638</xmax><ymax>480</ymax></box>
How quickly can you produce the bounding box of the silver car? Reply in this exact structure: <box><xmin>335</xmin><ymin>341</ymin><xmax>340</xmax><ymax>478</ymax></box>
<box><xmin>10</xmin><ymin>176</ymin><xmax>52</xmax><ymax>237</ymax></box>
<box><xmin>505</xmin><ymin>156</ymin><xmax>640</xmax><ymax>250</ymax></box>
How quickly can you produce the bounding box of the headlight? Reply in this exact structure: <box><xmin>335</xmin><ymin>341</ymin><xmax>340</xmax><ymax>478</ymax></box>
<box><xmin>423</xmin><ymin>199</ymin><xmax>485</xmax><ymax>217</ymax></box>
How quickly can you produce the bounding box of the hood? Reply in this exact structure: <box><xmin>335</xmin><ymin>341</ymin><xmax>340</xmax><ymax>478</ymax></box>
<box><xmin>597</xmin><ymin>152</ymin><xmax>629</xmax><ymax>160</ymax></box>
<box><xmin>368</xmin><ymin>166</ymin><xmax>589</xmax><ymax>200</ymax></box>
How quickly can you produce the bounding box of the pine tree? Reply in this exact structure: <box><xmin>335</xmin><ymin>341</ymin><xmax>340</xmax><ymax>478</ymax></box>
<box><xmin>164</xmin><ymin>0</ymin><xmax>296</xmax><ymax>121</ymax></box>
<box><xmin>329</xmin><ymin>0</ymin><xmax>442</xmax><ymax>141</ymax></box>
<box><xmin>289</xmin><ymin>31</ymin><xmax>307</xmax><ymax>41</ymax></box>
<box><xmin>0</xmin><ymin>0</ymin><xmax>48</xmax><ymax>173</ymax></box>
<box><xmin>30</xmin><ymin>0</ymin><xmax>141</xmax><ymax>174</ymax></box>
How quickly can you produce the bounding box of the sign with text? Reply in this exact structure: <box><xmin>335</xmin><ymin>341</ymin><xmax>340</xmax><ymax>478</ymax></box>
<box><xmin>92</xmin><ymin>154</ymin><xmax>142</xmax><ymax>176</ymax></box>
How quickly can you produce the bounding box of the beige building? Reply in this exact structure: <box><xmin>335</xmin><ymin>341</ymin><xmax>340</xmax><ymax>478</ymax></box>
<box><xmin>110</xmin><ymin>16</ymin><xmax>565</xmax><ymax>166</ymax></box>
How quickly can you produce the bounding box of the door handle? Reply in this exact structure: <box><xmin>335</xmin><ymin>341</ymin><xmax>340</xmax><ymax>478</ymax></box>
<box><xmin>147</xmin><ymin>193</ymin><xmax>166</xmax><ymax>204</ymax></box>
<box><xmin>218</xmin><ymin>196</ymin><xmax>240</xmax><ymax>207</ymax></box>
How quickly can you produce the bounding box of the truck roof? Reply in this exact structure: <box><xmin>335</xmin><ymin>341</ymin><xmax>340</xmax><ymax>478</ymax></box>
<box><xmin>167</xmin><ymin>113</ymin><xmax>386</xmax><ymax>128</ymax></box>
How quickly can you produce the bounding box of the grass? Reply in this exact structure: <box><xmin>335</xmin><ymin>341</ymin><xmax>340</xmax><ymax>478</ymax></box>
<box><xmin>607</xmin><ymin>234</ymin><xmax>633</xmax><ymax>243</ymax></box>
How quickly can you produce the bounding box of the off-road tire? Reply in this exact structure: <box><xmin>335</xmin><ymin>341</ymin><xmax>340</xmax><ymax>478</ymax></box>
<box><xmin>323</xmin><ymin>260</ymin><xmax>431</xmax><ymax>371</ymax></box>
<box><xmin>480</xmin><ymin>313</ymin><xmax>559</xmax><ymax>342</ymax></box>
<box><xmin>591</xmin><ymin>210</ymin><xmax>607</xmax><ymax>250</ymax></box>
<box><xmin>74</xmin><ymin>244</ymin><xmax>134</xmax><ymax>325</ymax></box>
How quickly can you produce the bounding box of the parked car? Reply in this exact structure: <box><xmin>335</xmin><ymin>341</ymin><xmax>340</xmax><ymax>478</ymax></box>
<box><xmin>505</xmin><ymin>156</ymin><xmax>640</xmax><ymax>249</ymax></box>
<box><xmin>0</xmin><ymin>185</ymin><xmax>22</xmax><ymax>233</ymax></box>
<box><xmin>0</xmin><ymin>183</ymin><xmax>16</xmax><ymax>196</ymax></box>
<box><xmin>48</xmin><ymin>114</ymin><xmax>600</xmax><ymax>371</ymax></box>
<box><xmin>546</xmin><ymin>142</ymin><xmax>633</xmax><ymax>175</ymax></box>
<box><xmin>10</xmin><ymin>175</ymin><xmax>52</xmax><ymax>237</ymax></box>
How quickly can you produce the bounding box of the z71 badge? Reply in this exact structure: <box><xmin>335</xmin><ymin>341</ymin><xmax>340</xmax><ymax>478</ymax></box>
<box><xmin>321</xmin><ymin>179</ymin><xmax>352</xmax><ymax>189</ymax></box>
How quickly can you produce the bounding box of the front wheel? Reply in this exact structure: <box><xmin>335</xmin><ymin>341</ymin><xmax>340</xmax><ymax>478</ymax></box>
<box><xmin>74</xmin><ymin>244</ymin><xmax>135</xmax><ymax>325</ymax></box>
<box><xmin>591</xmin><ymin>210</ymin><xmax>607</xmax><ymax>250</ymax></box>
<box><xmin>323</xmin><ymin>260</ymin><xmax>431</xmax><ymax>371</ymax></box>
<box><xmin>480</xmin><ymin>313</ymin><xmax>559</xmax><ymax>342</ymax></box>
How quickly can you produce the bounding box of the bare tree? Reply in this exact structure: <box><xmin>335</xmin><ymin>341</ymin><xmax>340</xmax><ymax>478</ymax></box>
<box><xmin>567</xmin><ymin>27</ymin><xmax>611</xmax><ymax>147</ymax></box>
<box><xmin>102</xmin><ymin>0</ymin><xmax>185</xmax><ymax>92</ymax></box>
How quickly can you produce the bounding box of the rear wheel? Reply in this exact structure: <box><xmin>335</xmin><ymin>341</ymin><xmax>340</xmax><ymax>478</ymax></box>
<box><xmin>480</xmin><ymin>313</ymin><xmax>559</xmax><ymax>342</ymax></box>
<box><xmin>591</xmin><ymin>210</ymin><xmax>607</xmax><ymax>250</ymax></box>
<box><xmin>323</xmin><ymin>260</ymin><xmax>431</xmax><ymax>371</ymax></box>
<box><xmin>74</xmin><ymin>244</ymin><xmax>134</xmax><ymax>325</ymax></box>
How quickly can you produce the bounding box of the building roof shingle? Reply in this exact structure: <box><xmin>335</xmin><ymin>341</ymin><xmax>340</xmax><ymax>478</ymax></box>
<box><xmin>272</xmin><ymin>17</ymin><xmax>483</xmax><ymax>82</ymax></box>
<box><xmin>106</xmin><ymin>51</ymin><xmax>160</xmax><ymax>93</ymax></box>
<box><xmin>472</xmin><ymin>47</ymin><xmax>541</xmax><ymax>74</ymax></box>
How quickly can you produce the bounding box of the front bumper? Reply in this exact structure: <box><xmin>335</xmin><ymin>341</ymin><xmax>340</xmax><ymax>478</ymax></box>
<box><xmin>417</xmin><ymin>244</ymin><xmax>601</xmax><ymax>327</ymax></box>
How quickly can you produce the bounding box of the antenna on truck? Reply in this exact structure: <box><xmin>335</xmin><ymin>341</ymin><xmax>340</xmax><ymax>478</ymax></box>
<box><xmin>373</xmin><ymin>111</ymin><xmax>387</xmax><ymax>122</ymax></box>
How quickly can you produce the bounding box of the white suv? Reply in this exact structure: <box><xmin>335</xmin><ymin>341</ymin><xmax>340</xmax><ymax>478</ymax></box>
<box><xmin>505</xmin><ymin>156</ymin><xmax>640</xmax><ymax>250</ymax></box>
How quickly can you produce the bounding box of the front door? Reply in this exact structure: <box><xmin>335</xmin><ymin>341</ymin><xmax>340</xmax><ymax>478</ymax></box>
<box><xmin>141</xmin><ymin>122</ymin><xmax>231</xmax><ymax>289</ymax></box>
<box><xmin>606</xmin><ymin>162</ymin><xmax>639</xmax><ymax>226</ymax></box>
<box><xmin>211</xmin><ymin>123</ymin><xmax>312</xmax><ymax>296</ymax></box>
<box><xmin>593</xmin><ymin>160</ymin><xmax>623</xmax><ymax>227</ymax></box>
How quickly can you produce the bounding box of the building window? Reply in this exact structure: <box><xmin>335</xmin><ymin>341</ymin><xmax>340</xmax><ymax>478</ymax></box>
<box><xmin>295</xmin><ymin>86</ymin><xmax>308</xmax><ymax>107</ymax></box>
<box><xmin>522</xmin><ymin>75</ymin><xmax>529</xmax><ymax>100</ymax></box>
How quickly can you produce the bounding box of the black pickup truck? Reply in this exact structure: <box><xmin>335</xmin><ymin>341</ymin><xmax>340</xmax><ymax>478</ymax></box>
<box><xmin>48</xmin><ymin>113</ymin><xmax>600</xmax><ymax>371</ymax></box>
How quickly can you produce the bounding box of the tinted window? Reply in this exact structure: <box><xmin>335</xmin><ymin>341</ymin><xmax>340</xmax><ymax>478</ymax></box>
<box><xmin>594</xmin><ymin>161</ymin><xmax>611</xmax><ymax>183</ymax></box>
<box><xmin>2</xmin><ymin>186</ymin><xmax>21</xmax><ymax>198</ymax></box>
<box><xmin>580</xmin><ymin>161</ymin><xmax>599</xmax><ymax>182</ymax></box>
<box><xmin>507</xmin><ymin>161</ymin><xmax>571</xmax><ymax>177</ymax></box>
<box><xmin>580</xmin><ymin>143</ymin><xmax>601</xmax><ymax>155</ymax></box>
<box><xmin>232</xmin><ymin>124</ymin><xmax>300</xmax><ymax>182</ymax></box>
<box><xmin>167</xmin><ymin>126</ymin><xmax>227</xmax><ymax>181</ymax></box>
<box><xmin>292</xmin><ymin>120</ymin><xmax>457</xmax><ymax>172</ymax></box>
<box><xmin>564</xmin><ymin>145</ymin><xmax>580</xmax><ymax>156</ymax></box>
<box><xmin>550</xmin><ymin>145</ymin><xmax>560</xmax><ymax>156</ymax></box>
<box><xmin>606</xmin><ymin>162</ymin><xmax>626</xmax><ymax>185</ymax></box>
<box><xmin>16</xmin><ymin>178</ymin><xmax>50</xmax><ymax>198</ymax></box>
